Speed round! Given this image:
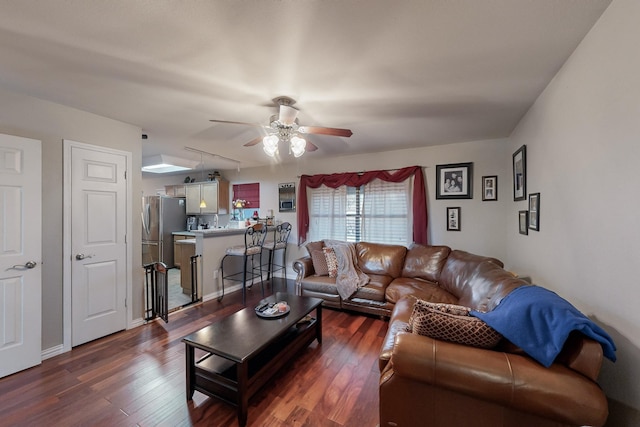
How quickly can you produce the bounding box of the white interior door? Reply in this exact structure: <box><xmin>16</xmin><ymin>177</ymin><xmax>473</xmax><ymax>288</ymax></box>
<box><xmin>70</xmin><ymin>144</ymin><xmax>127</xmax><ymax>346</ymax></box>
<box><xmin>0</xmin><ymin>134</ymin><xmax>42</xmax><ymax>378</ymax></box>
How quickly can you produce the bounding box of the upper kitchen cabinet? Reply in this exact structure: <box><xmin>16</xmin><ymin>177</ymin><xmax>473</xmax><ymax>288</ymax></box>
<box><xmin>185</xmin><ymin>180</ymin><xmax>229</xmax><ymax>215</ymax></box>
<box><xmin>165</xmin><ymin>184</ymin><xmax>186</xmax><ymax>197</ymax></box>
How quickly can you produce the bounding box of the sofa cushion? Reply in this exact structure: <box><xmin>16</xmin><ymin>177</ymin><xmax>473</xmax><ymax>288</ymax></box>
<box><xmin>349</xmin><ymin>273</ymin><xmax>392</xmax><ymax>302</ymax></box>
<box><xmin>457</xmin><ymin>261</ymin><xmax>528</xmax><ymax>312</ymax></box>
<box><xmin>406</xmin><ymin>299</ymin><xmax>502</xmax><ymax>349</ymax></box>
<box><xmin>310</xmin><ymin>249</ymin><xmax>329</xmax><ymax>276</ymax></box>
<box><xmin>299</xmin><ymin>275</ymin><xmax>340</xmax><ymax>296</ymax></box>
<box><xmin>356</xmin><ymin>242</ymin><xmax>407</xmax><ymax>278</ymax></box>
<box><xmin>438</xmin><ymin>250</ymin><xmax>504</xmax><ymax>303</ymax></box>
<box><xmin>385</xmin><ymin>277</ymin><xmax>458</xmax><ymax>305</ymax></box>
<box><xmin>401</xmin><ymin>244</ymin><xmax>451</xmax><ymax>283</ymax></box>
<box><xmin>323</xmin><ymin>246</ymin><xmax>339</xmax><ymax>278</ymax></box>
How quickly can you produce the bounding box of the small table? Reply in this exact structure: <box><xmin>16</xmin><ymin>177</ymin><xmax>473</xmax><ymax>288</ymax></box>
<box><xmin>182</xmin><ymin>293</ymin><xmax>322</xmax><ymax>427</ymax></box>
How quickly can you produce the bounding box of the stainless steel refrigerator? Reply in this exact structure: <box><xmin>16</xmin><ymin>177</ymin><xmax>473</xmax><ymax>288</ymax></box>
<box><xmin>142</xmin><ymin>196</ymin><xmax>187</xmax><ymax>268</ymax></box>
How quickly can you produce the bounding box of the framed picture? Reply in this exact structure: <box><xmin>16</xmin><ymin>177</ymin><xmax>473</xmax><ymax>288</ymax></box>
<box><xmin>528</xmin><ymin>193</ymin><xmax>540</xmax><ymax>231</ymax></box>
<box><xmin>446</xmin><ymin>207</ymin><xmax>461</xmax><ymax>231</ymax></box>
<box><xmin>482</xmin><ymin>175</ymin><xmax>498</xmax><ymax>201</ymax></box>
<box><xmin>436</xmin><ymin>162</ymin><xmax>473</xmax><ymax>199</ymax></box>
<box><xmin>519</xmin><ymin>210</ymin><xmax>529</xmax><ymax>235</ymax></box>
<box><xmin>512</xmin><ymin>145</ymin><xmax>526</xmax><ymax>201</ymax></box>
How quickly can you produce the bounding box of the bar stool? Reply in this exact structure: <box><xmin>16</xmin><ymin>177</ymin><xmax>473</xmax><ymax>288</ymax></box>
<box><xmin>219</xmin><ymin>223</ymin><xmax>267</xmax><ymax>305</ymax></box>
<box><xmin>263</xmin><ymin>222</ymin><xmax>292</xmax><ymax>283</ymax></box>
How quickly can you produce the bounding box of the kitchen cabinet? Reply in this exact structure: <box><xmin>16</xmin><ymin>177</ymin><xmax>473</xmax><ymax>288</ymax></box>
<box><xmin>176</xmin><ymin>238</ymin><xmax>197</xmax><ymax>294</ymax></box>
<box><xmin>185</xmin><ymin>180</ymin><xmax>229</xmax><ymax>215</ymax></box>
<box><xmin>165</xmin><ymin>184</ymin><xmax>186</xmax><ymax>197</ymax></box>
<box><xmin>173</xmin><ymin>234</ymin><xmax>193</xmax><ymax>268</ymax></box>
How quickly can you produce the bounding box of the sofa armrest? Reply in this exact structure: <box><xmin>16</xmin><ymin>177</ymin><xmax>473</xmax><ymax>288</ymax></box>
<box><xmin>293</xmin><ymin>256</ymin><xmax>314</xmax><ymax>283</ymax></box>
<box><xmin>383</xmin><ymin>332</ymin><xmax>608</xmax><ymax>426</ymax></box>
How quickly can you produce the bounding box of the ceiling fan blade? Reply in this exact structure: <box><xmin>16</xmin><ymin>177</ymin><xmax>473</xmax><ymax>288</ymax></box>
<box><xmin>243</xmin><ymin>136</ymin><xmax>263</xmax><ymax>147</ymax></box>
<box><xmin>298</xmin><ymin>126</ymin><xmax>353</xmax><ymax>138</ymax></box>
<box><xmin>209</xmin><ymin>119</ymin><xmax>264</xmax><ymax>127</ymax></box>
<box><xmin>279</xmin><ymin>105</ymin><xmax>299</xmax><ymax>125</ymax></box>
<box><xmin>305</xmin><ymin>140</ymin><xmax>318</xmax><ymax>152</ymax></box>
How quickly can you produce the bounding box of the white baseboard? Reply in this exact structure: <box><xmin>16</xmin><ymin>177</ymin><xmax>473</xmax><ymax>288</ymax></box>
<box><xmin>41</xmin><ymin>344</ymin><xmax>65</xmax><ymax>360</ymax></box>
<box><xmin>128</xmin><ymin>317</ymin><xmax>145</xmax><ymax>329</ymax></box>
<box><xmin>203</xmin><ymin>283</ymin><xmax>243</xmax><ymax>302</ymax></box>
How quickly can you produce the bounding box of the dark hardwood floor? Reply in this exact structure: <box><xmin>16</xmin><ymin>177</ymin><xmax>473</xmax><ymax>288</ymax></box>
<box><xmin>0</xmin><ymin>279</ymin><xmax>387</xmax><ymax>427</ymax></box>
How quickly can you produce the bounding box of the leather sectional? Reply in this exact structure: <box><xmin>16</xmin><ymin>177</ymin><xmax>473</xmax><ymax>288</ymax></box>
<box><xmin>293</xmin><ymin>241</ymin><xmax>609</xmax><ymax>426</ymax></box>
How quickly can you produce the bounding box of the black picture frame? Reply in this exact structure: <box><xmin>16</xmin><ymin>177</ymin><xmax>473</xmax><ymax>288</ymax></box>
<box><xmin>528</xmin><ymin>193</ymin><xmax>540</xmax><ymax>231</ymax></box>
<box><xmin>482</xmin><ymin>175</ymin><xmax>498</xmax><ymax>201</ymax></box>
<box><xmin>436</xmin><ymin>162</ymin><xmax>473</xmax><ymax>199</ymax></box>
<box><xmin>446</xmin><ymin>207</ymin><xmax>461</xmax><ymax>231</ymax></box>
<box><xmin>519</xmin><ymin>210</ymin><xmax>529</xmax><ymax>235</ymax></box>
<box><xmin>512</xmin><ymin>145</ymin><xmax>526</xmax><ymax>201</ymax></box>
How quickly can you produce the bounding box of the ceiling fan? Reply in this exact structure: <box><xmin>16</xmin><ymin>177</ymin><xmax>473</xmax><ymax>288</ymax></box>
<box><xmin>209</xmin><ymin>96</ymin><xmax>353</xmax><ymax>157</ymax></box>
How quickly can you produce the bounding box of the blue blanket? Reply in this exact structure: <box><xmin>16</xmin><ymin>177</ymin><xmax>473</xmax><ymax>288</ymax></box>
<box><xmin>471</xmin><ymin>285</ymin><xmax>616</xmax><ymax>367</ymax></box>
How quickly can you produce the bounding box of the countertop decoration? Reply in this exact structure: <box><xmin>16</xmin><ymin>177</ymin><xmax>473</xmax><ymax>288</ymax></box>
<box><xmin>231</xmin><ymin>199</ymin><xmax>248</xmax><ymax>220</ymax></box>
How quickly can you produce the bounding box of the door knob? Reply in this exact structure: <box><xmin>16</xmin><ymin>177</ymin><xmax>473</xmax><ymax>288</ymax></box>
<box><xmin>11</xmin><ymin>261</ymin><xmax>37</xmax><ymax>269</ymax></box>
<box><xmin>75</xmin><ymin>253</ymin><xmax>94</xmax><ymax>260</ymax></box>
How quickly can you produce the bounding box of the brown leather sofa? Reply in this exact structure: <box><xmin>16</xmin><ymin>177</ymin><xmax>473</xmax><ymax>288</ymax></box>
<box><xmin>293</xmin><ymin>242</ymin><xmax>609</xmax><ymax>426</ymax></box>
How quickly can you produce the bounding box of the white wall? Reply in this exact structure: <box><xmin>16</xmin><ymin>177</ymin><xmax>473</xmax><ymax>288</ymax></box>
<box><xmin>220</xmin><ymin>139</ymin><xmax>510</xmax><ymax>263</ymax></box>
<box><xmin>0</xmin><ymin>87</ymin><xmax>142</xmax><ymax>351</ymax></box>
<box><xmin>506</xmin><ymin>0</ymin><xmax>640</xmax><ymax>410</ymax></box>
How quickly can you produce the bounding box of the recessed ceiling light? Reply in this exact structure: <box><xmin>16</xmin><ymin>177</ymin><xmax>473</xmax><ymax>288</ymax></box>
<box><xmin>141</xmin><ymin>154</ymin><xmax>198</xmax><ymax>173</ymax></box>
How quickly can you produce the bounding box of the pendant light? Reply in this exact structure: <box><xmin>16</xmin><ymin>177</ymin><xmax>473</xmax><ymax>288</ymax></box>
<box><xmin>199</xmin><ymin>152</ymin><xmax>207</xmax><ymax>208</ymax></box>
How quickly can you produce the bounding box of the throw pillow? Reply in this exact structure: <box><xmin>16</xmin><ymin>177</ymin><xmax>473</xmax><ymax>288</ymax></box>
<box><xmin>406</xmin><ymin>299</ymin><xmax>502</xmax><ymax>349</ymax></box>
<box><xmin>323</xmin><ymin>246</ymin><xmax>339</xmax><ymax>278</ymax></box>
<box><xmin>304</xmin><ymin>241</ymin><xmax>324</xmax><ymax>257</ymax></box>
<box><xmin>310</xmin><ymin>249</ymin><xmax>329</xmax><ymax>276</ymax></box>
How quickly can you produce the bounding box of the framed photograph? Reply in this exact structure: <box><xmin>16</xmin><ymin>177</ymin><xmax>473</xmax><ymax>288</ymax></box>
<box><xmin>528</xmin><ymin>193</ymin><xmax>540</xmax><ymax>231</ymax></box>
<box><xmin>482</xmin><ymin>175</ymin><xmax>498</xmax><ymax>201</ymax></box>
<box><xmin>436</xmin><ymin>162</ymin><xmax>473</xmax><ymax>199</ymax></box>
<box><xmin>519</xmin><ymin>210</ymin><xmax>529</xmax><ymax>235</ymax></box>
<box><xmin>512</xmin><ymin>145</ymin><xmax>526</xmax><ymax>201</ymax></box>
<box><xmin>446</xmin><ymin>207</ymin><xmax>461</xmax><ymax>231</ymax></box>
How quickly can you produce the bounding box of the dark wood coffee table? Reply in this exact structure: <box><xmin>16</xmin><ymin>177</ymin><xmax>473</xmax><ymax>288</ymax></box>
<box><xmin>182</xmin><ymin>292</ymin><xmax>322</xmax><ymax>427</ymax></box>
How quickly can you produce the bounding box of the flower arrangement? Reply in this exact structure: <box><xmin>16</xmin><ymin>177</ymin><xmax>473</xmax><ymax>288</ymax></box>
<box><xmin>232</xmin><ymin>199</ymin><xmax>249</xmax><ymax>220</ymax></box>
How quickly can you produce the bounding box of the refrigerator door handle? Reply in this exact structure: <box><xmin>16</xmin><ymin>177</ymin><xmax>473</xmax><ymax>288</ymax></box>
<box><xmin>142</xmin><ymin>203</ymin><xmax>151</xmax><ymax>235</ymax></box>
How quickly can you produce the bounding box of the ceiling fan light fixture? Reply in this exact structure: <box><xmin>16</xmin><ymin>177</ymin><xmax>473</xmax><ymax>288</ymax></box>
<box><xmin>290</xmin><ymin>136</ymin><xmax>306</xmax><ymax>158</ymax></box>
<box><xmin>279</xmin><ymin>105</ymin><xmax>298</xmax><ymax>125</ymax></box>
<box><xmin>263</xmin><ymin>134</ymin><xmax>279</xmax><ymax>157</ymax></box>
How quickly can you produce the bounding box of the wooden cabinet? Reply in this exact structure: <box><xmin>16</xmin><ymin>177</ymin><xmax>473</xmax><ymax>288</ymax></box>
<box><xmin>165</xmin><ymin>184</ymin><xmax>186</xmax><ymax>197</ymax></box>
<box><xmin>173</xmin><ymin>234</ymin><xmax>192</xmax><ymax>268</ymax></box>
<box><xmin>176</xmin><ymin>239</ymin><xmax>196</xmax><ymax>293</ymax></box>
<box><xmin>185</xmin><ymin>181</ymin><xmax>229</xmax><ymax>215</ymax></box>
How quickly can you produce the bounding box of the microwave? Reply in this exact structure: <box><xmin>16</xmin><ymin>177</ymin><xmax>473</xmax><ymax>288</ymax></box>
<box><xmin>279</xmin><ymin>199</ymin><xmax>295</xmax><ymax>211</ymax></box>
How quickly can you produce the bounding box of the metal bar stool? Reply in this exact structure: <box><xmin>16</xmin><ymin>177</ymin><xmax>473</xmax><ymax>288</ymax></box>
<box><xmin>219</xmin><ymin>223</ymin><xmax>267</xmax><ymax>305</ymax></box>
<box><xmin>263</xmin><ymin>222</ymin><xmax>292</xmax><ymax>283</ymax></box>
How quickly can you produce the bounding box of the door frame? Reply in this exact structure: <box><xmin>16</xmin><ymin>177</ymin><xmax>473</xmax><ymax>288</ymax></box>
<box><xmin>62</xmin><ymin>139</ymin><xmax>133</xmax><ymax>352</ymax></box>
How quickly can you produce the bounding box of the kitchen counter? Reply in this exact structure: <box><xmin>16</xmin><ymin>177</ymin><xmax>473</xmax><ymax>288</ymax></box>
<box><xmin>192</xmin><ymin>225</ymin><xmax>278</xmax><ymax>299</ymax></box>
<box><xmin>172</xmin><ymin>231</ymin><xmax>197</xmax><ymax>237</ymax></box>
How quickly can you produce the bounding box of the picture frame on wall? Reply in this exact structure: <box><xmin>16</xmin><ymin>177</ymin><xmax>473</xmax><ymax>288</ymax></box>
<box><xmin>528</xmin><ymin>193</ymin><xmax>540</xmax><ymax>231</ymax></box>
<box><xmin>436</xmin><ymin>162</ymin><xmax>473</xmax><ymax>199</ymax></box>
<box><xmin>519</xmin><ymin>210</ymin><xmax>529</xmax><ymax>235</ymax></box>
<box><xmin>446</xmin><ymin>207</ymin><xmax>461</xmax><ymax>231</ymax></box>
<box><xmin>482</xmin><ymin>175</ymin><xmax>498</xmax><ymax>201</ymax></box>
<box><xmin>512</xmin><ymin>145</ymin><xmax>527</xmax><ymax>201</ymax></box>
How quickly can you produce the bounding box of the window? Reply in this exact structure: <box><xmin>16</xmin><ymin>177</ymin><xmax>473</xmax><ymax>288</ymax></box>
<box><xmin>308</xmin><ymin>178</ymin><xmax>411</xmax><ymax>245</ymax></box>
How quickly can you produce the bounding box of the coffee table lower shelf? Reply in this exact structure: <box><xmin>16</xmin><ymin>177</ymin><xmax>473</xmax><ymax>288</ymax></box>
<box><xmin>185</xmin><ymin>317</ymin><xmax>320</xmax><ymax>426</ymax></box>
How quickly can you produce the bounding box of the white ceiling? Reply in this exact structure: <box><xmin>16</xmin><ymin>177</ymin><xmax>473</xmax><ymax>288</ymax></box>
<box><xmin>0</xmin><ymin>0</ymin><xmax>612</xmax><ymax>171</ymax></box>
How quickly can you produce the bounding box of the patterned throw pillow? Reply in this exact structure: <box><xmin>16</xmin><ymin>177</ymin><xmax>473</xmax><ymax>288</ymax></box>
<box><xmin>310</xmin><ymin>249</ymin><xmax>329</xmax><ymax>276</ymax></box>
<box><xmin>323</xmin><ymin>247</ymin><xmax>339</xmax><ymax>278</ymax></box>
<box><xmin>406</xmin><ymin>299</ymin><xmax>502</xmax><ymax>349</ymax></box>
